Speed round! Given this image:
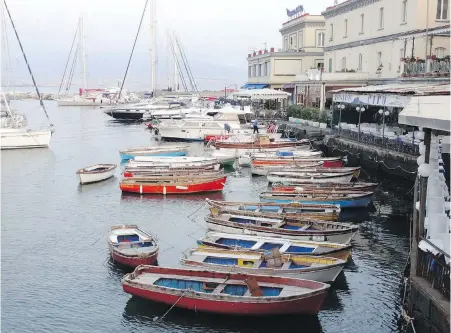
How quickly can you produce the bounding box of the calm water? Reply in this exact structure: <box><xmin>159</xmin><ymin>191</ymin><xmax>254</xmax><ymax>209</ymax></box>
<box><xmin>2</xmin><ymin>100</ymin><xmax>413</xmax><ymax>333</ymax></box>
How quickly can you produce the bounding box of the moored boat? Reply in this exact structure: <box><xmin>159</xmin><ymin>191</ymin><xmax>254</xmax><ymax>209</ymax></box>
<box><xmin>205</xmin><ymin>207</ymin><xmax>358</xmax><ymax>243</ymax></box>
<box><xmin>197</xmin><ymin>232</ymin><xmax>352</xmax><ymax>260</ymax></box>
<box><xmin>181</xmin><ymin>247</ymin><xmax>346</xmax><ymax>283</ymax></box>
<box><xmin>267</xmin><ymin>171</ymin><xmax>354</xmax><ymax>184</ymax></box>
<box><xmin>272</xmin><ymin>182</ymin><xmax>378</xmax><ymax>192</ymax></box>
<box><xmin>123</xmin><ymin>169</ymin><xmax>223</xmax><ymax>178</ymax></box>
<box><xmin>120</xmin><ymin>175</ymin><xmax>227</xmax><ymax>194</ymax></box>
<box><xmin>76</xmin><ymin>164</ymin><xmax>117</xmax><ymax>184</ymax></box>
<box><xmin>258</xmin><ymin>166</ymin><xmax>360</xmax><ymax>178</ymax></box>
<box><xmin>108</xmin><ymin>225</ymin><xmax>159</xmax><ymax>268</ymax></box>
<box><xmin>214</xmin><ymin>135</ymin><xmax>310</xmax><ymax>150</ymax></box>
<box><xmin>260</xmin><ymin>190</ymin><xmax>374</xmax><ymax>208</ymax></box>
<box><xmin>119</xmin><ymin>146</ymin><xmax>189</xmax><ymax>160</ymax></box>
<box><xmin>238</xmin><ymin>150</ymin><xmax>324</xmax><ymax>166</ymax></box>
<box><xmin>206</xmin><ymin>199</ymin><xmax>341</xmax><ymax>221</ymax></box>
<box><xmin>121</xmin><ymin>265</ymin><xmax>330</xmax><ymax>315</ymax></box>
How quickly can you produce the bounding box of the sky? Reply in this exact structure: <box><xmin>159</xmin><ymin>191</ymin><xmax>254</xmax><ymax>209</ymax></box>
<box><xmin>1</xmin><ymin>0</ymin><xmax>331</xmax><ymax>92</ymax></box>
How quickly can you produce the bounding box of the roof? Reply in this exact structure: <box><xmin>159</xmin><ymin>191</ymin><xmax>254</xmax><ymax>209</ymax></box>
<box><xmin>398</xmin><ymin>95</ymin><xmax>450</xmax><ymax>132</ymax></box>
<box><xmin>330</xmin><ymin>83</ymin><xmax>450</xmax><ymax>96</ymax></box>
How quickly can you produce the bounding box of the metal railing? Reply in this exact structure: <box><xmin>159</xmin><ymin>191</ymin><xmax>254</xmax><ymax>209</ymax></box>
<box><xmin>402</xmin><ymin>59</ymin><xmax>450</xmax><ymax>77</ymax></box>
<box><xmin>333</xmin><ymin>128</ymin><xmax>420</xmax><ymax>156</ymax></box>
<box><xmin>417</xmin><ymin>239</ymin><xmax>450</xmax><ymax>299</ymax></box>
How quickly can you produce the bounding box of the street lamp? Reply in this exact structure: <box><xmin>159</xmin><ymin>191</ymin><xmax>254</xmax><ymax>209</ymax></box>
<box><xmin>378</xmin><ymin>108</ymin><xmax>390</xmax><ymax>141</ymax></box>
<box><xmin>356</xmin><ymin>106</ymin><xmax>366</xmax><ymax>141</ymax></box>
<box><xmin>224</xmin><ymin>84</ymin><xmax>237</xmax><ymax>100</ymax></box>
<box><xmin>337</xmin><ymin>104</ymin><xmax>345</xmax><ymax>135</ymax></box>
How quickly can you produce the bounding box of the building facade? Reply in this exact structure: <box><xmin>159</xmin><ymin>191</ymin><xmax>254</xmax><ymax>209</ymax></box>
<box><xmin>245</xmin><ymin>12</ymin><xmax>325</xmax><ymax>101</ymax></box>
<box><xmin>294</xmin><ymin>0</ymin><xmax>450</xmax><ymax>110</ymax></box>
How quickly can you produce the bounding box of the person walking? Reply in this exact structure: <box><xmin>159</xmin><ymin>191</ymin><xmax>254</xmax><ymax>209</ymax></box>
<box><xmin>253</xmin><ymin>119</ymin><xmax>259</xmax><ymax>134</ymax></box>
<box><xmin>224</xmin><ymin>123</ymin><xmax>231</xmax><ymax>134</ymax></box>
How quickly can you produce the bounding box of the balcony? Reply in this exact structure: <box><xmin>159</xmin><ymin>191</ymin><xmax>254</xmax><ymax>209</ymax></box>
<box><xmin>401</xmin><ymin>57</ymin><xmax>450</xmax><ymax>78</ymax></box>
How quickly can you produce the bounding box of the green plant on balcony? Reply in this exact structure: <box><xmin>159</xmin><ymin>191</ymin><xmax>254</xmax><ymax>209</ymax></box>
<box><xmin>287</xmin><ymin>106</ymin><xmax>327</xmax><ymax>122</ymax></box>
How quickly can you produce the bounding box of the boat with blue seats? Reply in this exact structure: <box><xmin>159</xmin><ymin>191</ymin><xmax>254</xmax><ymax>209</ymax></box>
<box><xmin>181</xmin><ymin>247</ymin><xmax>346</xmax><ymax>282</ymax></box>
<box><xmin>205</xmin><ymin>207</ymin><xmax>358</xmax><ymax>244</ymax></box>
<box><xmin>121</xmin><ymin>265</ymin><xmax>330</xmax><ymax>315</ymax></box>
<box><xmin>260</xmin><ymin>190</ymin><xmax>373</xmax><ymax>208</ymax></box>
<box><xmin>206</xmin><ymin>199</ymin><xmax>340</xmax><ymax>221</ymax></box>
<box><xmin>119</xmin><ymin>145</ymin><xmax>189</xmax><ymax>160</ymax></box>
<box><xmin>197</xmin><ymin>232</ymin><xmax>352</xmax><ymax>260</ymax></box>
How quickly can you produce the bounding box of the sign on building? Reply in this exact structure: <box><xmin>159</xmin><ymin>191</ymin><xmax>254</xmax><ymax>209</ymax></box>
<box><xmin>332</xmin><ymin>93</ymin><xmax>410</xmax><ymax>108</ymax></box>
<box><xmin>286</xmin><ymin>5</ymin><xmax>304</xmax><ymax>19</ymax></box>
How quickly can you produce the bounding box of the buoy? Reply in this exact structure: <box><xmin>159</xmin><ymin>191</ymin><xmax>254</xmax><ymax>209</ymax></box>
<box><xmin>163</xmin><ymin>186</ymin><xmax>167</xmax><ymax>195</ymax></box>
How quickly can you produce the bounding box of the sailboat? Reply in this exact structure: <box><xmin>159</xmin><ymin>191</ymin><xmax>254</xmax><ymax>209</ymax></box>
<box><xmin>0</xmin><ymin>1</ymin><xmax>53</xmax><ymax>149</ymax></box>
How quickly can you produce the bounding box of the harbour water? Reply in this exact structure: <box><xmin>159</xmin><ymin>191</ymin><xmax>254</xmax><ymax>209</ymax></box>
<box><xmin>2</xmin><ymin>100</ymin><xmax>413</xmax><ymax>333</ymax></box>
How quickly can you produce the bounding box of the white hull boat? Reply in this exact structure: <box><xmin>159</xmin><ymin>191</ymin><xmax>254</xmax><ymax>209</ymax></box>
<box><xmin>76</xmin><ymin>164</ymin><xmax>117</xmax><ymax>184</ymax></box>
<box><xmin>239</xmin><ymin>150</ymin><xmax>321</xmax><ymax>166</ymax></box>
<box><xmin>267</xmin><ymin>172</ymin><xmax>354</xmax><ymax>184</ymax></box>
<box><xmin>57</xmin><ymin>97</ymin><xmax>112</xmax><ymax>106</ymax></box>
<box><xmin>251</xmin><ymin>163</ymin><xmax>323</xmax><ymax>176</ymax></box>
<box><xmin>0</xmin><ymin>128</ymin><xmax>52</xmax><ymax>149</ymax></box>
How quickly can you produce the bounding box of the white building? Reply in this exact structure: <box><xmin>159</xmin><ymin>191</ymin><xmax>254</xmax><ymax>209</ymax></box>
<box><xmin>245</xmin><ymin>11</ymin><xmax>325</xmax><ymax>102</ymax></box>
<box><xmin>294</xmin><ymin>0</ymin><xmax>450</xmax><ymax>110</ymax></box>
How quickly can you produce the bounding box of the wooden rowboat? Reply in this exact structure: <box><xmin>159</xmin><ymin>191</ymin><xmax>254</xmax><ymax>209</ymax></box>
<box><xmin>120</xmin><ymin>175</ymin><xmax>227</xmax><ymax>194</ymax></box>
<box><xmin>206</xmin><ymin>199</ymin><xmax>341</xmax><ymax>221</ymax></box>
<box><xmin>260</xmin><ymin>191</ymin><xmax>374</xmax><ymax>208</ymax></box>
<box><xmin>119</xmin><ymin>146</ymin><xmax>189</xmax><ymax>160</ymax></box>
<box><xmin>267</xmin><ymin>171</ymin><xmax>354</xmax><ymax>184</ymax></box>
<box><xmin>76</xmin><ymin>164</ymin><xmax>117</xmax><ymax>184</ymax></box>
<box><xmin>214</xmin><ymin>135</ymin><xmax>311</xmax><ymax>150</ymax></box>
<box><xmin>268</xmin><ymin>167</ymin><xmax>361</xmax><ymax>178</ymax></box>
<box><xmin>205</xmin><ymin>207</ymin><xmax>358</xmax><ymax>244</ymax></box>
<box><xmin>272</xmin><ymin>182</ymin><xmax>378</xmax><ymax>192</ymax></box>
<box><xmin>181</xmin><ymin>247</ymin><xmax>346</xmax><ymax>283</ymax></box>
<box><xmin>123</xmin><ymin>169</ymin><xmax>224</xmax><ymax>178</ymax></box>
<box><xmin>122</xmin><ymin>266</ymin><xmax>330</xmax><ymax>315</ymax></box>
<box><xmin>238</xmin><ymin>150</ymin><xmax>325</xmax><ymax>166</ymax></box>
<box><xmin>197</xmin><ymin>232</ymin><xmax>352</xmax><ymax>260</ymax></box>
<box><xmin>108</xmin><ymin>225</ymin><xmax>159</xmax><ymax>268</ymax></box>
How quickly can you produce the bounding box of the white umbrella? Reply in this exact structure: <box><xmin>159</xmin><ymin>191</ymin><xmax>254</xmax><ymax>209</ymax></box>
<box><xmin>233</xmin><ymin>88</ymin><xmax>291</xmax><ymax>100</ymax></box>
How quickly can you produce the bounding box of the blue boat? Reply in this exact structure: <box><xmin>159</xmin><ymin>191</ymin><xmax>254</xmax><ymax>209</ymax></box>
<box><xmin>259</xmin><ymin>191</ymin><xmax>373</xmax><ymax>208</ymax></box>
<box><xmin>119</xmin><ymin>146</ymin><xmax>188</xmax><ymax>161</ymax></box>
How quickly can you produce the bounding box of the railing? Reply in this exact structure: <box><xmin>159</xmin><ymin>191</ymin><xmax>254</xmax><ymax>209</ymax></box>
<box><xmin>417</xmin><ymin>239</ymin><xmax>450</xmax><ymax>299</ymax></box>
<box><xmin>333</xmin><ymin>128</ymin><xmax>420</xmax><ymax>156</ymax></box>
<box><xmin>402</xmin><ymin>59</ymin><xmax>450</xmax><ymax>78</ymax></box>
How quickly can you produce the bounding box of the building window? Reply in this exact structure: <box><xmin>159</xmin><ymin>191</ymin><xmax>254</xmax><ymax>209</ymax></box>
<box><xmin>402</xmin><ymin>0</ymin><xmax>407</xmax><ymax>23</ymax></box>
<box><xmin>360</xmin><ymin>14</ymin><xmax>364</xmax><ymax>33</ymax></box>
<box><xmin>436</xmin><ymin>0</ymin><xmax>449</xmax><ymax>20</ymax></box>
<box><xmin>435</xmin><ymin>47</ymin><xmax>446</xmax><ymax>58</ymax></box>
<box><xmin>344</xmin><ymin>19</ymin><xmax>348</xmax><ymax>37</ymax></box>
<box><xmin>379</xmin><ymin>8</ymin><xmax>384</xmax><ymax>29</ymax></box>
<box><xmin>341</xmin><ymin>57</ymin><xmax>346</xmax><ymax>70</ymax></box>
<box><xmin>266</xmin><ymin>62</ymin><xmax>270</xmax><ymax>76</ymax></box>
<box><xmin>284</xmin><ymin>37</ymin><xmax>288</xmax><ymax>51</ymax></box>
<box><xmin>358</xmin><ymin>54</ymin><xmax>362</xmax><ymax>70</ymax></box>
<box><xmin>317</xmin><ymin>32</ymin><xmax>325</xmax><ymax>47</ymax></box>
<box><xmin>298</xmin><ymin>31</ymin><xmax>303</xmax><ymax>48</ymax></box>
<box><xmin>259</xmin><ymin>64</ymin><xmax>263</xmax><ymax>76</ymax></box>
<box><xmin>290</xmin><ymin>36</ymin><xmax>293</xmax><ymax>49</ymax></box>
<box><xmin>328</xmin><ymin>58</ymin><xmax>332</xmax><ymax>72</ymax></box>
<box><xmin>254</xmin><ymin>64</ymin><xmax>258</xmax><ymax>76</ymax></box>
<box><xmin>248</xmin><ymin>66</ymin><xmax>252</xmax><ymax>77</ymax></box>
<box><xmin>377</xmin><ymin>52</ymin><xmax>382</xmax><ymax>66</ymax></box>
<box><xmin>330</xmin><ymin>24</ymin><xmax>334</xmax><ymax>41</ymax></box>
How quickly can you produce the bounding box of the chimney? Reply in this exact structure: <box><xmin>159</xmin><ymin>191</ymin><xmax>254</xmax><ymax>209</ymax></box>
<box><xmin>258</xmin><ymin>50</ymin><xmax>262</xmax><ymax>55</ymax></box>
<box><xmin>270</xmin><ymin>47</ymin><xmax>275</xmax><ymax>52</ymax></box>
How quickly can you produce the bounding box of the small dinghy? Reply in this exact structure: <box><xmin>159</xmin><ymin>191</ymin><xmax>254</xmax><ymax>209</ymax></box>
<box><xmin>181</xmin><ymin>247</ymin><xmax>346</xmax><ymax>283</ymax></box>
<box><xmin>197</xmin><ymin>232</ymin><xmax>352</xmax><ymax>260</ymax></box>
<box><xmin>260</xmin><ymin>191</ymin><xmax>374</xmax><ymax>208</ymax></box>
<box><xmin>267</xmin><ymin>171</ymin><xmax>354</xmax><ymax>184</ymax></box>
<box><xmin>205</xmin><ymin>207</ymin><xmax>358</xmax><ymax>244</ymax></box>
<box><xmin>121</xmin><ymin>266</ymin><xmax>330</xmax><ymax>315</ymax></box>
<box><xmin>206</xmin><ymin>199</ymin><xmax>341</xmax><ymax>221</ymax></box>
<box><xmin>76</xmin><ymin>164</ymin><xmax>117</xmax><ymax>184</ymax></box>
<box><xmin>119</xmin><ymin>146</ymin><xmax>189</xmax><ymax>160</ymax></box>
<box><xmin>108</xmin><ymin>225</ymin><xmax>159</xmax><ymax>268</ymax></box>
<box><xmin>272</xmin><ymin>182</ymin><xmax>378</xmax><ymax>192</ymax></box>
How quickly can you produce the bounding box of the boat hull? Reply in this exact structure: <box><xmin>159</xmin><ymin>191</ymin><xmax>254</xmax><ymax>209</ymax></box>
<box><xmin>120</xmin><ymin>176</ymin><xmax>227</xmax><ymax>194</ymax></box>
<box><xmin>205</xmin><ymin>221</ymin><xmax>355</xmax><ymax>244</ymax></box>
<box><xmin>78</xmin><ymin>169</ymin><xmax>116</xmax><ymax>184</ymax></box>
<box><xmin>0</xmin><ymin>129</ymin><xmax>51</xmax><ymax>149</ymax></box>
<box><xmin>260</xmin><ymin>196</ymin><xmax>372</xmax><ymax>208</ymax></box>
<box><xmin>120</xmin><ymin>151</ymin><xmax>187</xmax><ymax>160</ymax></box>
<box><xmin>267</xmin><ymin>173</ymin><xmax>353</xmax><ymax>184</ymax></box>
<box><xmin>109</xmin><ymin>247</ymin><xmax>158</xmax><ymax>268</ymax></box>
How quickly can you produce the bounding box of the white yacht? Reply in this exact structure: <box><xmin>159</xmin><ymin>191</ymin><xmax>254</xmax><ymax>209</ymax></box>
<box><xmin>155</xmin><ymin>107</ymin><xmax>256</xmax><ymax>141</ymax></box>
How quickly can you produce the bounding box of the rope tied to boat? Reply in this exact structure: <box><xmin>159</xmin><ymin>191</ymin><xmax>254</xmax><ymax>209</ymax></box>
<box><xmin>153</xmin><ymin>289</ymin><xmax>189</xmax><ymax>322</ymax></box>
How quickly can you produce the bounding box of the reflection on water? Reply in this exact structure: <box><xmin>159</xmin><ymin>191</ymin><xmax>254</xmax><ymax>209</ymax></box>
<box><xmin>1</xmin><ymin>101</ymin><xmax>412</xmax><ymax>333</ymax></box>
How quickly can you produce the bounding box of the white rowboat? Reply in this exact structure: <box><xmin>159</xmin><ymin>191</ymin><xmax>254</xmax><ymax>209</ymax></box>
<box><xmin>76</xmin><ymin>164</ymin><xmax>117</xmax><ymax>184</ymax></box>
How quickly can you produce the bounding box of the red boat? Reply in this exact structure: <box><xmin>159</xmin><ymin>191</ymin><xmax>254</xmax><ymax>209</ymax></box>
<box><xmin>122</xmin><ymin>266</ymin><xmax>330</xmax><ymax>316</ymax></box>
<box><xmin>120</xmin><ymin>176</ymin><xmax>227</xmax><ymax>194</ymax></box>
<box><xmin>204</xmin><ymin>134</ymin><xmax>233</xmax><ymax>142</ymax></box>
<box><xmin>108</xmin><ymin>225</ymin><xmax>159</xmax><ymax>268</ymax></box>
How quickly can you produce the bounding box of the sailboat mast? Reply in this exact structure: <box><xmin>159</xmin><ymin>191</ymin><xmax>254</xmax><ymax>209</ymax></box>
<box><xmin>79</xmin><ymin>13</ymin><xmax>87</xmax><ymax>90</ymax></box>
<box><xmin>150</xmin><ymin>0</ymin><xmax>157</xmax><ymax>96</ymax></box>
<box><xmin>173</xmin><ymin>31</ymin><xmax>178</xmax><ymax>92</ymax></box>
<box><xmin>166</xmin><ymin>32</ymin><xmax>172</xmax><ymax>90</ymax></box>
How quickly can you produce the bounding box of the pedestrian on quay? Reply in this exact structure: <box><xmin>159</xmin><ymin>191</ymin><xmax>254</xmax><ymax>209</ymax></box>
<box><xmin>253</xmin><ymin>118</ymin><xmax>259</xmax><ymax>134</ymax></box>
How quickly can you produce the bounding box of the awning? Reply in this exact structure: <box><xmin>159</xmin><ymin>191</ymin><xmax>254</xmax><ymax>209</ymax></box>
<box><xmin>241</xmin><ymin>83</ymin><xmax>269</xmax><ymax>89</ymax></box>
<box><xmin>398</xmin><ymin>95</ymin><xmax>450</xmax><ymax>132</ymax></box>
<box><xmin>283</xmin><ymin>83</ymin><xmax>295</xmax><ymax>89</ymax></box>
<box><xmin>232</xmin><ymin>88</ymin><xmax>291</xmax><ymax>100</ymax></box>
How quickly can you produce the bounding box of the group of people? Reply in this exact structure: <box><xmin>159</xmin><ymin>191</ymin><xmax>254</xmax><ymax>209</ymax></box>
<box><xmin>223</xmin><ymin>119</ymin><xmax>277</xmax><ymax>134</ymax></box>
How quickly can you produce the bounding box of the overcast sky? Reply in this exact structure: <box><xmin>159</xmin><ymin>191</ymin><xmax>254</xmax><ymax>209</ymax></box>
<box><xmin>2</xmin><ymin>0</ymin><xmax>330</xmax><ymax>91</ymax></box>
